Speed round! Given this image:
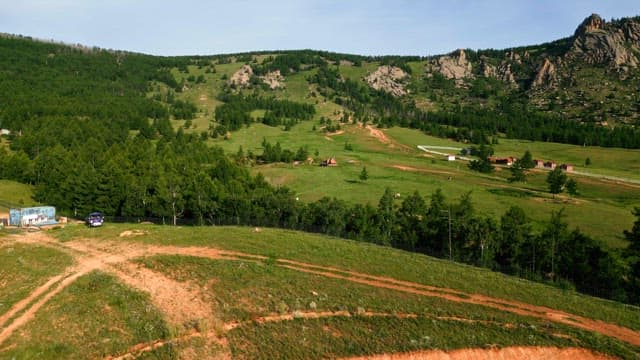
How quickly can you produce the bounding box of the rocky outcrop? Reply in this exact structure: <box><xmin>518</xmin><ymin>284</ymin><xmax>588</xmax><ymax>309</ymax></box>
<box><xmin>506</xmin><ymin>51</ymin><xmax>522</xmax><ymax>64</ymax></box>
<box><xmin>532</xmin><ymin>58</ymin><xmax>556</xmax><ymax>89</ymax></box>
<box><xmin>574</xmin><ymin>13</ymin><xmax>606</xmax><ymax>36</ymax></box>
<box><xmin>229</xmin><ymin>64</ymin><xmax>253</xmax><ymax>87</ymax></box>
<box><xmin>435</xmin><ymin>49</ymin><xmax>473</xmax><ymax>84</ymax></box>
<box><xmin>261</xmin><ymin>70</ymin><xmax>285</xmax><ymax>89</ymax></box>
<box><xmin>229</xmin><ymin>65</ymin><xmax>286</xmax><ymax>89</ymax></box>
<box><xmin>569</xmin><ymin>14</ymin><xmax>639</xmax><ymax>70</ymax></box>
<box><xmin>364</xmin><ymin>65</ymin><xmax>408</xmax><ymax>97</ymax></box>
<box><xmin>481</xmin><ymin>58</ymin><xmax>517</xmax><ymax>87</ymax></box>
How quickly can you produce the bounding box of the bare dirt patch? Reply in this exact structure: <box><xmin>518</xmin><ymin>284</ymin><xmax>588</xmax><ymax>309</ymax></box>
<box><xmin>325</xmin><ymin>130</ymin><xmax>345</xmax><ymax>136</ymax></box>
<box><xmin>366</xmin><ymin>125</ymin><xmax>390</xmax><ymax>144</ymax></box>
<box><xmin>118</xmin><ymin>230</ymin><xmax>148</xmax><ymax>237</ymax></box>
<box><xmin>342</xmin><ymin>347</ymin><xmax>615</xmax><ymax>360</ymax></box>
<box><xmin>111</xmin><ymin>262</ymin><xmax>215</xmax><ymax>328</ymax></box>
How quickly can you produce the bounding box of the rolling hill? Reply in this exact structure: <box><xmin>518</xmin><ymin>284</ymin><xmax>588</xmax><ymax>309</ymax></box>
<box><xmin>0</xmin><ymin>224</ymin><xmax>639</xmax><ymax>359</ymax></box>
<box><xmin>1</xmin><ymin>12</ymin><xmax>640</xmax><ymax>359</ymax></box>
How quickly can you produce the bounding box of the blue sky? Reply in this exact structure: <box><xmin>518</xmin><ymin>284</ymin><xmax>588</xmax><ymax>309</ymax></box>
<box><xmin>1</xmin><ymin>1</ymin><xmax>638</xmax><ymax>56</ymax></box>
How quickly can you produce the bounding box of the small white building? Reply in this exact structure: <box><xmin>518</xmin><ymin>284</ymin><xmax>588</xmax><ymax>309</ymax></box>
<box><xmin>0</xmin><ymin>129</ymin><xmax>10</xmax><ymax>136</ymax></box>
<box><xmin>447</xmin><ymin>155</ymin><xmax>456</xmax><ymax>161</ymax></box>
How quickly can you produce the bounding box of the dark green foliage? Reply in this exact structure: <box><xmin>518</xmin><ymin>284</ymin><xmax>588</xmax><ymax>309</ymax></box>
<box><xmin>547</xmin><ymin>167</ymin><xmax>567</xmax><ymax>194</ymax></box>
<box><xmin>467</xmin><ymin>144</ymin><xmax>494</xmax><ymax>173</ymax></box>
<box><xmin>253</xmin><ymin>53</ymin><xmax>326</xmax><ymax>75</ymax></box>
<box><xmin>258</xmin><ymin>139</ymin><xmax>307</xmax><ymax>163</ymax></box>
<box><xmin>625</xmin><ymin>207</ymin><xmax>640</xmax><ymax>254</ymax></box>
<box><xmin>496</xmin><ymin>206</ymin><xmax>531</xmax><ymax>274</ymax></box>
<box><xmin>624</xmin><ymin>208</ymin><xmax>640</xmax><ymax>304</ymax></box>
<box><xmin>519</xmin><ymin>150</ymin><xmax>535</xmax><ymax>169</ymax></box>
<box><xmin>585</xmin><ymin>157</ymin><xmax>592</xmax><ymax>166</ymax></box>
<box><xmin>213</xmin><ymin>93</ymin><xmax>315</xmax><ymax>134</ymax></box>
<box><xmin>0</xmin><ymin>36</ymin><xmax>178</xmax><ymax>131</ymax></box>
<box><xmin>508</xmin><ymin>165</ymin><xmax>527</xmax><ymax>183</ymax></box>
<box><xmin>359</xmin><ymin>167</ymin><xmax>368</xmax><ymax>181</ymax></box>
<box><xmin>171</xmin><ymin>99</ymin><xmax>198</xmax><ymax>120</ymax></box>
<box><xmin>565</xmin><ymin>178</ymin><xmax>578</xmax><ymax>195</ymax></box>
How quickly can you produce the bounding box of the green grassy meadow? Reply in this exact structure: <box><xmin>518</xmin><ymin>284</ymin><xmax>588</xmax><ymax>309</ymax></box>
<box><xmin>209</xmin><ymin>120</ymin><xmax>639</xmax><ymax>248</ymax></box>
<box><xmin>54</xmin><ymin>223</ymin><xmax>640</xmax><ymax>333</ymax></box>
<box><xmin>1</xmin><ymin>271</ymin><xmax>175</xmax><ymax>360</ymax></box>
<box><xmin>0</xmin><ymin>244</ymin><xmax>73</xmax><ymax>316</ymax></box>
<box><xmin>141</xmin><ymin>254</ymin><xmax>635</xmax><ymax>359</ymax></box>
<box><xmin>1</xmin><ymin>221</ymin><xmax>638</xmax><ymax>358</ymax></box>
<box><xmin>37</xmin><ymin>222</ymin><xmax>640</xmax><ymax>358</ymax></box>
<box><xmin>0</xmin><ymin>180</ymin><xmax>38</xmax><ymax>212</ymax></box>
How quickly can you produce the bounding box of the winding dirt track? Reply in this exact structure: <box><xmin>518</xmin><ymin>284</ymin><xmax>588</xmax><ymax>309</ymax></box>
<box><xmin>1</xmin><ymin>230</ymin><xmax>638</xmax><ymax>359</ymax></box>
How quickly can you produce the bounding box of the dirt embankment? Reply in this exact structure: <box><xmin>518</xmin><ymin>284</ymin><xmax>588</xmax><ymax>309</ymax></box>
<box><xmin>342</xmin><ymin>347</ymin><xmax>615</xmax><ymax>360</ymax></box>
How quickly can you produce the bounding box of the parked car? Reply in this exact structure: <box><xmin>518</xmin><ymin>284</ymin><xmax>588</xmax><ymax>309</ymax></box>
<box><xmin>86</xmin><ymin>212</ymin><xmax>104</xmax><ymax>227</ymax></box>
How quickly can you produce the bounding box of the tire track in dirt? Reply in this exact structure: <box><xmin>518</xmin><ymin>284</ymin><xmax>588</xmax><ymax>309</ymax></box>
<box><xmin>0</xmin><ymin>273</ymin><xmax>66</xmax><ymax>330</ymax></box>
<box><xmin>1</xmin><ymin>233</ymin><xmax>236</xmax><ymax>358</ymax></box>
<box><xmin>0</xmin><ymin>267</ymin><xmax>89</xmax><ymax>345</ymax></box>
<box><xmin>71</xmin><ymin>237</ymin><xmax>640</xmax><ymax>347</ymax></box>
<box><xmin>341</xmin><ymin>346</ymin><xmax>615</xmax><ymax>360</ymax></box>
<box><xmin>271</xmin><ymin>262</ymin><xmax>640</xmax><ymax>347</ymax></box>
<box><xmin>3</xmin><ymin>231</ymin><xmax>640</xmax><ymax>359</ymax></box>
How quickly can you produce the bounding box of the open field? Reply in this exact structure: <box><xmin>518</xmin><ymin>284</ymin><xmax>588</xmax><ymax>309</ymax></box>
<box><xmin>211</xmin><ymin>122</ymin><xmax>639</xmax><ymax>248</ymax></box>
<box><xmin>0</xmin><ymin>224</ymin><xmax>638</xmax><ymax>358</ymax></box>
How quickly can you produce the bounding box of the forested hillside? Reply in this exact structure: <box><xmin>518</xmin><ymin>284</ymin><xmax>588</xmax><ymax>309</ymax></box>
<box><xmin>1</xmin><ymin>14</ymin><xmax>640</xmax><ymax>306</ymax></box>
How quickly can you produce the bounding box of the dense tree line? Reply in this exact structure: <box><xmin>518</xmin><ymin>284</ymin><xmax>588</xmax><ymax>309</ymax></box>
<box><xmin>212</xmin><ymin>94</ymin><xmax>315</xmax><ymax>135</ymax></box>
<box><xmin>0</xmin><ymin>36</ymin><xmax>194</xmax><ymax>132</ymax></box>
<box><xmin>253</xmin><ymin>53</ymin><xmax>326</xmax><ymax>76</ymax></box>
<box><xmin>2</xmin><ymin>129</ymin><xmax>638</xmax><ymax>303</ymax></box>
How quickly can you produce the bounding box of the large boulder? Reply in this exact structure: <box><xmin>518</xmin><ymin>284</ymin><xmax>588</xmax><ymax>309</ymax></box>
<box><xmin>435</xmin><ymin>49</ymin><xmax>473</xmax><ymax>84</ymax></box>
<box><xmin>364</xmin><ymin>65</ymin><xmax>408</xmax><ymax>97</ymax></box>
<box><xmin>229</xmin><ymin>64</ymin><xmax>253</xmax><ymax>87</ymax></box>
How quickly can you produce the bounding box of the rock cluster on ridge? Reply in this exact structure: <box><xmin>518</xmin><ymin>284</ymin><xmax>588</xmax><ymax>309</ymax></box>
<box><xmin>568</xmin><ymin>13</ymin><xmax>640</xmax><ymax>71</ymax></box>
<box><xmin>229</xmin><ymin>64</ymin><xmax>253</xmax><ymax>87</ymax></box>
<box><xmin>434</xmin><ymin>49</ymin><xmax>474</xmax><ymax>84</ymax></box>
<box><xmin>364</xmin><ymin>65</ymin><xmax>408</xmax><ymax>97</ymax></box>
<box><xmin>229</xmin><ymin>65</ymin><xmax>285</xmax><ymax>89</ymax></box>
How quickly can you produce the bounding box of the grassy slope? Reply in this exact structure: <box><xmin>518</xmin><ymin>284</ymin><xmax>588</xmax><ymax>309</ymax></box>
<box><xmin>141</xmin><ymin>254</ymin><xmax>635</xmax><ymax>359</ymax></box>
<box><xmin>53</xmin><ymin>224</ymin><xmax>640</xmax><ymax>333</ymax></box>
<box><xmin>0</xmin><ymin>180</ymin><xmax>38</xmax><ymax>212</ymax></box>
<box><xmin>0</xmin><ymin>243</ymin><xmax>73</xmax><ymax>316</ymax></box>
<box><xmin>1</xmin><ymin>271</ymin><xmax>174</xmax><ymax>360</ymax></box>
<box><xmin>211</xmin><ymin>120</ymin><xmax>638</xmax><ymax>248</ymax></box>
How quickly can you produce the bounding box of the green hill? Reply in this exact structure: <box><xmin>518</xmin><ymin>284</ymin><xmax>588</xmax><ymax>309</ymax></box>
<box><xmin>1</xmin><ymin>14</ymin><xmax>640</xmax><ymax>357</ymax></box>
<box><xmin>0</xmin><ymin>224</ymin><xmax>638</xmax><ymax>359</ymax></box>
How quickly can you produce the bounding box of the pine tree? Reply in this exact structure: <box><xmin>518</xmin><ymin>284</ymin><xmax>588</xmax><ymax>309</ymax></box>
<box><xmin>359</xmin><ymin>167</ymin><xmax>368</xmax><ymax>181</ymax></box>
<box><xmin>565</xmin><ymin>178</ymin><xmax>578</xmax><ymax>196</ymax></box>
<box><xmin>547</xmin><ymin>167</ymin><xmax>567</xmax><ymax>195</ymax></box>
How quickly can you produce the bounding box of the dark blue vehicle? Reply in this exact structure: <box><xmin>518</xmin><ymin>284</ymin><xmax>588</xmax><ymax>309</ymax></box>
<box><xmin>86</xmin><ymin>212</ymin><xmax>104</xmax><ymax>227</ymax></box>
